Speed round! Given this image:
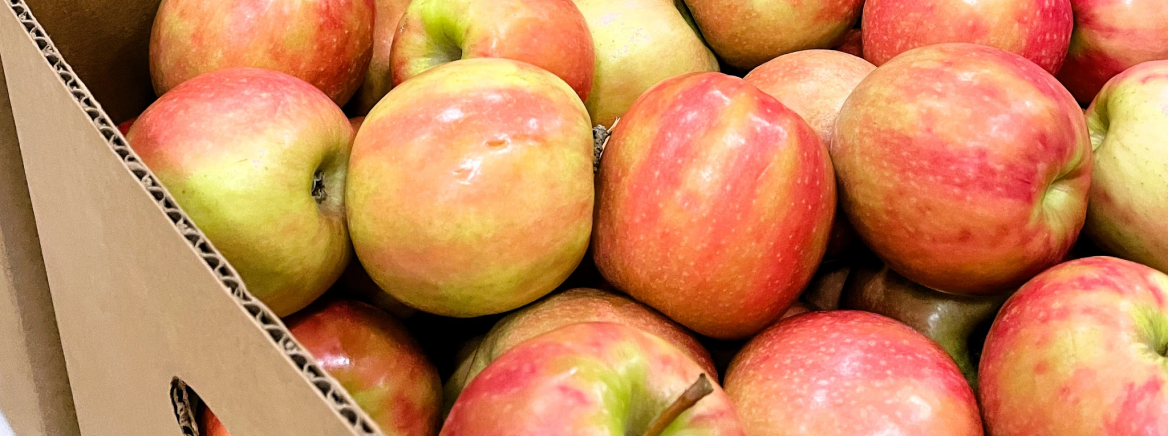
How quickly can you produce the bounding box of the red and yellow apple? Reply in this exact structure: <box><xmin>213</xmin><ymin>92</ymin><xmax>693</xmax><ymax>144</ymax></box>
<box><xmin>1082</xmin><ymin>61</ymin><xmax>1168</xmax><ymax>272</ymax></box>
<box><xmin>593</xmin><ymin>72</ymin><xmax>836</xmax><ymax>340</ymax></box>
<box><xmin>149</xmin><ymin>0</ymin><xmax>375</xmax><ymax>105</ymax></box>
<box><xmin>834</xmin><ymin>28</ymin><xmax>864</xmax><ymax>58</ymax></box>
<box><xmin>442</xmin><ymin>322</ymin><xmax>747</xmax><ymax>436</ymax></box>
<box><xmin>1057</xmin><ymin>0</ymin><xmax>1168</xmax><ymax>104</ymax></box>
<box><xmin>834</xmin><ymin>43</ymin><xmax>1092</xmax><ymax>296</ymax></box>
<box><xmin>286</xmin><ymin>300</ymin><xmax>441</xmax><ymax>436</ymax></box>
<box><xmin>682</xmin><ymin>0</ymin><xmax>865</xmax><ymax>70</ymax></box>
<box><xmin>347</xmin><ymin>0</ymin><xmax>414</xmax><ymax>115</ymax></box>
<box><xmin>127</xmin><ymin>68</ymin><xmax>353</xmax><ymax>317</ymax></box>
<box><xmin>347</xmin><ymin>58</ymin><xmax>594</xmax><ymax>318</ymax></box>
<box><xmin>198</xmin><ymin>300</ymin><xmax>442</xmax><ymax>436</ymax></box>
<box><xmin>443</xmin><ymin>287</ymin><xmax>715</xmax><ymax>411</ymax></box>
<box><xmin>862</xmin><ymin>0</ymin><xmax>1073</xmax><ymax>75</ymax></box>
<box><xmin>571</xmin><ymin>0</ymin><xmax>720</xmax><ymax>127</ymax></box>
<box><xmin>390</xmin><ymin>0</ymin><xmax>595</xmax><ymax>101</ymax></box>
<box><xmin>744</xmin><ymin>50</ymin><xmax>874</xmax><ymax>259</ymax></box>
<box><xmin>725</xmin><ymin>311</ymin><xmax>984</xmax><ymax>436</ymax></box>
<box><xmin>979</xmin><ymin>256</ymin><xmax>1168</xmax><ymax>435</ymax></box>
<box><xmin>744</xmin><ymin>50</ymin><xmax>875</xmax><ymax>147</ymax></box>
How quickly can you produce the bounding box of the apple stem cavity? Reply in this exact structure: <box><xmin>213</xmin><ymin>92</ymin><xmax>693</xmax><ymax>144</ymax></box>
<box><xmin>641</xmin><ymin>373</ymin><xmax>714</xmax><ymax>436</ymax></box>
<box><xmin>312</xmin><ymin>170</ymin><xmax>327</xmax><ymax>204</ymax></box>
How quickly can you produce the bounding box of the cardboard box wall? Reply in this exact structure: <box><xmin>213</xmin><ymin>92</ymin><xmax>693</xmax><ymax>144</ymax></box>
<box><xmin>0</xmin><ymin>45</ymin><xmax>81</xmax><ymax>436</ymax></box>
<box><xmin>0</xmin><ymin>1</ymin><xmax>392</xmax><ymax>435</ymax></box>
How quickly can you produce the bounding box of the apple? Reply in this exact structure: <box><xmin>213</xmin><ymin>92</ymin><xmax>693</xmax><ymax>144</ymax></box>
<box><xmin>800</xmin><ymin>261</ymin><xmax>854</xmax><ymax>311</ymax></box>
<box><xmin>861</xmin><ymin>0</ymin><xmax>1073</xmax><ymax>75</ymax></box>
<box><xmin>347</xmin><ymin>58</ymin><xmax>594</xmax><ymax>318</ymax></box>
<box><xmin>347</xmin><ymin>0</ymin><xmax>414</xmax><ymax>115</ymax></box>
<box><xmin>286</xmin><ymin>300</ymin><xmax>442</xmax><ymax>436</ymax></box>
<box><xmin>682</xmin><ymin>0</ymin><xmax>865</xmax><ymax>71</ymax></box>
<box><xmin>979</xmin><ymin>256</ymin><xmax>1168</xmax><ymax>435</ymax></box>
<box><xmin>1082</xmin><ymin>60</ymin><xmax>1168</xmax><ymax>273</ymax></box>
<box><xmin>839</xmin><ymin>261</ymin><xmax>1007</xmax><ymax>390</ymax></box>
<box><xmin>443</xmin><ymin>287</ymin><xmax>716</xmax><ymax>413</ymax></box>
<box><xmin>834</xmin><ymin>43</ymin><xmax>1092</xmax><ymax>296</ymax></box>
<box><xmin>570</xmin><ymin>0</ymin><xmax>720</xmax><ymax>127</ymax></box>
<box><xmin>441</xmin><ymin>322</ymin><xmax>747</xmax><ymax>436</ymax></box>
<box><xmin>834</xmin><ymin>29</ymin><xmax>864</xmax><ymax>58</ymax></box>
<box><xmin>149</xmin><ymin>0</ymin><xmax>375</xmax><ymax>106</ymax></box>
<box><xmin>390</xmin><ymin>0</ymin><xmax>595</xmax><ymax>101</ymax></box>
<box><xmin>593</xmin><ymin>72</ymin><xmax>836</xmax><ymax>340</ymax></box>
<box><xmin>743</xmin><ymin>50</ymin><xmax>875</xmax><ymax>148</ymax></box>
<box><xmin>743</xmin><ymin>50</ymin><xmax>874</xmax><ymax>259</ymax></box>
<box><xmin>725</xmin><ymin>310</ymin><xmax>983</xmax><ymax>436</ymax></box>
<box><xmin>126</xmin><ymin>67</ymin><xmax>353</xmax><ymax>317</ymax></box>
<box><xmin>1057</xmin><ymin>0</ymin><xmax>1168</xmax><ymax>104</ymax></box>
<box><xmin>333</xmin><ymin>254</ymin><xmax>417</xmax><ymax>320</ymax></box>
<box><xmin>197</xmin><ymin>300</ymin><xmax>442</xmax><ymax>436</ymax></box>
<box><xmin>117</xmin><ymin>117</ymin><xmax>137</xmax><ymax>136</ymax></box>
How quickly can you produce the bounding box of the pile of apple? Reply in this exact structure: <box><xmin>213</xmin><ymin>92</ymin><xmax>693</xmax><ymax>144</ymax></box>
<box><xmin>121</xmin><ymin>0</ymin><xmax>1168</xmax><ymax>434</ymax></box>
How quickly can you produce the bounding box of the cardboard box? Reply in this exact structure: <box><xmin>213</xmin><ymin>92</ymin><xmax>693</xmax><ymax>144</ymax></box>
<box><xmin>0</xmin><ymin>45</ymin><xmax>80</xmax><ymax>436</ymax></box>
<box><xmin>0</xmin><ymin>1</ymin><xmax>391</xmax><ymax>435</ymax></box>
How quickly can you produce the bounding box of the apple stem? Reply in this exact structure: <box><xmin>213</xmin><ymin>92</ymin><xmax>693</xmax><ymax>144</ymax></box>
<box><xmin>641</xmin><ymin>373</ymin><xmax>714</xmax><ymax>436</ymax></box>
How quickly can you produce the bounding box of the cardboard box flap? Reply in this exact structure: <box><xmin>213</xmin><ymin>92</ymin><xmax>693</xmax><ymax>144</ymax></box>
<box><xmin>0</xmin><ymin>1</ymin><xmax>385</xmax><ymax>435</ymax></box>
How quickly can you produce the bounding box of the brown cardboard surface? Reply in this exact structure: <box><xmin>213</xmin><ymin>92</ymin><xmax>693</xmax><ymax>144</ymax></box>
<box><xmin>0</xmin><ymin>1</ymin><xmax>384</xmax><ymax>435</ymax></box>
<box><xmin>0</xmin><ymin>51</ymin><xmax>81</xmax><ymax>436</ymax></box>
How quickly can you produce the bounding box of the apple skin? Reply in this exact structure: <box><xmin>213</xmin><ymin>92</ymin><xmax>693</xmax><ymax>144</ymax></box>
<box><xmin>390</xmin><ymin>0</ymin><xmax>595</xmax><ymax>101</ymax></box>
<box><xmin>834</xmin><ymin>29</ymin><xmax>864</xmax><ymax>58</ymax></box>
<box><xmin>834</xmin><ymin>43</ymin><xmax>1093</xmax><ymax>296</ymax></box>
<box><xmin>593</xmin><ymin>72</ymin><xmax>836</xmax><ymax>340</ymax></box>
<box><xmin>347</xmin><ymin>0</ymin><xmax>414</xmax><ymax>115</ymax></box>
<box><xmin>441</xmin><ymin>322</ymin><xmax>747</xmax><ymax>436</ymax></box>
<box><xmin>839</xmin><ymin>261</ymin><xmax>1008</xmax><ymax>390</ymax></box>
<box><xmin>286</xmin><ymin>300</ymin><xmax>442</xmax><ymax>436</ymax></box>
<box><xmin>979</xmin><ymin>256</ymin><xmax>1168</xmax><ymax>436</ymax></box>
<box><xmin>571</xmin><ymin>0</ymin><xmax>720</xmax><ymax>127</ymax></box>
<box><xmin>1057</xmin><ymin>0</ymin><xmax>1168</xmax><ymax>104</ymax></box>
<box><xmin>724</xmin><ymin>311</ymin><xmax>984</xmax><ymax>436</ymax></box>
<box><xmin>1082</xmin><ymin>60</ymin><xmax>1168</xmax><ymax>273</ymax></box>
<box><xmin>126</xmin><ymin>68</ymin><xmax>352</xmax><ymax>317</ymax></box>
<box><xmin>743</xmin><ymin>50</ymin><xmax>875</xmax><ymax>147</ymax></box>
<box><xmin>197</xmin><ymin>300</ymin><xmax>442</xmax><ymax>436</ymax></box>
<box><xmin>744</xmin><ymin>50</ymin><xmax>874</xmax><ymax>259</ymax></box>
<box><xmin>443</xmin><ymin>288</ymin><xmax>716</xmax><ymax>413</ymax></box>
<box><xmin>149</xmin><ymin>0</ymin><xmax>375</xmax><ymax>106</ymax></box>
<box><xmin>117</xmin><ymin>117</ymin><xmax>137</xmax><ymax>136</ymax></box>
<box><xmin>682</xmin><ymin>0</ymin><xmax>865</xmax><ymax>71</ymax></box>
<box><xmin>347</xmin><ymin>58</ymin><xmax>594</xmax><ymax>318</ymax></box>
<box><xmin>861</xmin><ymin>0</ymin><xmax>1073</xmax><ymax>75</ymax></box>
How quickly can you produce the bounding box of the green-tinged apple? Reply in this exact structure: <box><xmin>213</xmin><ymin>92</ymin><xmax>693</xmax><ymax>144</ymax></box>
<box><xmin>149</xmin><ymin>0</ymin><xmax>374</xmax><ymax>105</ymax></box>
<box><xmin>979</xmin><ymin>256</ymin><xmax>1168</xmax><ymax>435</ymax></box>
<box><xmin>725</xmin><ymin>311</ymin><xmax>984</xmax><ymax>436</ymax></box>
<box><xmin>441</xmin><ymin>322</ymin><xmax>747</xmax><ymax>436</ymax></box>
<box><xmin>834</xmin><ymin>43</ymin><xmax>1092</xmax><ymax>296</ymax></box>
<box><xmin>390</xmin><ymin>0</ymin><xmax>595</xmax><ymax>100</ymax></box>
<box><xmin>127</xmin><ymin>68</ymin><xmax>352</xmax><ymax>317</ymax></box>
<box><xmin>840</xmin><ymin>261</ymin><xmax>1007</xmax><ymax>390</ymax></box>
<box><xmin>834</xmin><ymin>29</ymin><xmax>863</xmax><ymax>58</ymax></box>
<box><xmin>593</xmin><ymin>72</ymin><xmax>836</xmax><ymax>340</ymax></box>
<box><xmin>800</xmin><ymin>261</ymin><xmax>854</xmax><ymax>311</ymax></box>
<box><xmin>199</xmin><ymin>300</ymin><xmax>442</xmax><ymax>436</ymax></box>
<box><xmin>443</xmin><ymin>288</ymin><xmax>715</xmax><ymax>414</ymax></box>
<box><xmin>1083</xmin><ymin>60</ymin><xmax>1168</xmax><ymax>273</ymax></box>
<box><xmin>862</xmin><ymin>0</ymin><xmax>1073</xmax><ymax>75</ymax></box>
<box><xmin>348</xmin><ymin>58</ymin><xmax>594</xmax><ymax>318</ymax></box>
<box><xmin>1057</xmin><ymin>0</ymin><xmax>1168</xmax><ymax>104</ymax></box>
<box><xmin>333</xmin><ymin>254</ymin><xmax>417</xmax><ymax>320</ymax></box>
<box><xmin>682</xmin><ymin>0</ymin><xmax>865</xmax><ymax>70</ymax></box>
<box><xmin>347</xmin><ymin>0</ymin><xmax>413</xmax><ymax>115</ymax></box>
<box><xmin>571</xmin><ymin>0</ymin><xmax>719</xmax><ymax>127</ymax></box>
<box><xmin>744</xmin><ymin>50</ymin><xmax>874</xmax><ymax>259</ymax></box>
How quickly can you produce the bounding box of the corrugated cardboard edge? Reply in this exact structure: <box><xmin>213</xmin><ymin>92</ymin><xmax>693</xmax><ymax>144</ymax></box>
<box><xmin>2</xmin><ymin>2</ymin><xmax>382</xmax><ymax>435</ymax></box>
<box><xmin>0</xmin><ymin>41</ymin><xmax>80</xmax><ymax>436</ymax></box>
